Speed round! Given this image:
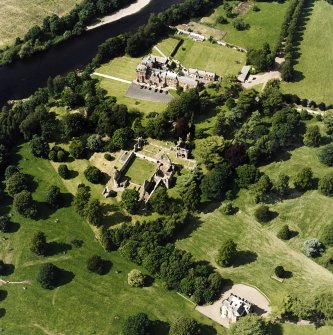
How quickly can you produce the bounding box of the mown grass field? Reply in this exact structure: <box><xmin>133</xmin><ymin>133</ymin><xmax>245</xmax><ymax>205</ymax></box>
<box><xmin>281</xmin><ymin>0</ymin><xmax>333</xmax><ymax>104</ymax></box>
<box><xmin>0</xmin><ymin>0</ymin><xmax>79</xmax><ymax>47</ymax></box>
<box><xmin>0</xmin><ymin>143</ymin><xmax>225</xmax><ymax>335</ymax></box>
<box><xmin>124</xmin><ymin>157</ymin><xmax>156</xmax><ymax>185</ymax></box>
<box><xmin>173</xmin><ymin>38</ymin><xmax>245</xmax><ymax>76</ymax></box>
<box><xmin>202</xmin><ymin>1</ymin><xmax>289</xmax><ymax>49</ymax></box>
<box><xmin>154</xmin><ymin>37</ymin><xmax>181</xmax><ymax>57</ymax></box>
<box><xmin>177</xmin><ymin>122</ymin><xmax>333</xmax><ymax>317</ymax></box>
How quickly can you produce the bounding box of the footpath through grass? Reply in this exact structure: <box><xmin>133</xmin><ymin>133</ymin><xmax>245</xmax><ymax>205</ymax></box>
<box><xmin>281</xmin><ymin>0</ymin><xmax>333</xmax><ymax>104</ymax></box>
<box><xmin>0</xmin><ymin>143</ymin><xmax>224</xmax><ymax>334</ymax></box>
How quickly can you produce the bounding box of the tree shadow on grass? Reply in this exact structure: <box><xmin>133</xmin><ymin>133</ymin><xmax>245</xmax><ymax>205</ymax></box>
<box><xmin>100</xmin><ymin>260</ymin><xmax>113</xmax><ymax>275</ymax></box>
<box><xmin>271</xmin><ymin>322</ymin><xmax>283</xmax><ymax>335</ymax></box>
<box><xmin>0</xmin><ymin>290</ymin><xmax>8</xmax><ymax>301</ymax></box>
<box><xmin>283</xmin><ymin>270</ymin><xmax>293</xmax><ymax>279</ymax></box>
<box><xmin>289</xmin><ymin>230</ymin><xmax>299</xmax><ymax>239</ymax></box>
<box><xmin>233</xmin><ymin>250</ymin><xmax>258</xmax><ymax>267</ymax></box>
<box><xmin>103</xmin><ymin>209</ymin><xmax>132</xmax><ymax>228</ymax></box>
<box><xmin>150</xmin><ymin>320</ymin><xmax>170</xmax><ymax>335</ymax></box>
<box><xmin>3</xmin><ymin>263</ymin><xmax>15</xmax><ymax>276</ymax></box>
<box><xmin>144</xmin><ymin>275</ymin><xmax>155</xmax><ymax>287</ymax></box>
<box><xmin>35</xmin><ymin>202</ymin><xmax>57</xmax><ymax>220</ymax></box>
<box><xmin>67</xmin><ymin>169</ymin><xmax>79</xmax><ymax>180</ymax></box>
<box><xmin>200</xmin><ymin>324</ymin><xmax>218</xmax><ymax>335</ymax></box>
<box><xmin>57</xmin><ymin>268</ymin><xmax>75</xmax><ymax>287</ymax></box>
<box><xmin>7</xmin><ymin>221</ymin><xmax>20</xmax><ymax>233</ymax></box>
<box><xmin>0</xmin><ymin>308</ymin><xmax>6</xmax><ymax>318</ymax></box>
<box><xmin>61</xmin><ymin>192</ymin><xmax>74</xmax><ymax>208</ymax></box>
<box><xmin>47</xmin><ymin>242</ymin><xmax>72</xmax><ymax>256</ymax></box>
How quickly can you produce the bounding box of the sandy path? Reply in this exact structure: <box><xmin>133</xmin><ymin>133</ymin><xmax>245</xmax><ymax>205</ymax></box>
<box><xmin>87</xmin><ymin>0</ymin><xmax>152</xmax><ymax>30</ymax></box>
<box><xmin>242</xmin><ymin>71</ymin><xmax>281</xmax><ymax>89</ymax></box>
<box><xmin>93</xmin><ymin>72</ymin><xmax>131</xmax><ymax>84</ymax></box>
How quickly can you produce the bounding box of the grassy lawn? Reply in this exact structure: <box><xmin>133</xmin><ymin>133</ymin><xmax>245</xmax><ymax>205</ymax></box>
<box><xmin>281</xmin><ymin>0</ymin><xmax>333</xmax><ymax>104</ymax></box>
<box><xmin>154</xmin><ymin>37</ymin><xmax>181</xmax><ymax>57</ymax></box>
<box><xmin>93</xmin><ymin>75</ymin><xmax>168</xmax><ymax>114</ymax></box>
<box><xmin>0</xmin><ymin>0</ymin><xmax>79</xmax><ymax>47</ymax></box>
<box><xmin>177</xmin><ymin>142</ymin><xmax>333</xmax><ymax>311</ymax></box>
<box><xmin>124</xmin><ymin>157</ymin><xmax>156</xmax><ymax>185</ymax></box>
<box><xmin>173</xmin><ymin>38</ymin><xmax>245</xmax><ymax>77</ymax></box>
<box><xmin>281</xmin><ymin>324</ymin><xmax>333</xmax><ymax>335</ymax></box>
<box><xmin>201</xmin><ymin>1</ymin><xmax>290</xmax><ymax>49</ymax></box>
<box><xmin>0</xmin><ymin>143</ymin><xmax>226</xmax><ymax>335</ymax></box>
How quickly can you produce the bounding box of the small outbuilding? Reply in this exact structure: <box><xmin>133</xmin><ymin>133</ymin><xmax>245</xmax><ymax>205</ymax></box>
<box><xmin>237</xmin><ymin>65</ymin><xmax>251</xmax><ymax>83</ymax></box>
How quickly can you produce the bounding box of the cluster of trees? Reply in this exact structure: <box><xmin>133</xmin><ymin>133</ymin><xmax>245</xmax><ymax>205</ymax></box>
<box><xmin>0</xmin><ymin>0</ymin><xmax>135</xmax><ymax>65</ymax></box>
<box><xmin>101</xmin><ymin>212</ymin><xmax>224</xmax><ymax>305</ymax></box>
<box><xmin>246</xmin><ymin>43</ymin><xmax>274</xmax><ymax>72</ymax></box>
<box><xmin>278</xmin><ymin>0</ymin><xmax>307</xmax><ymax>81</ymax></box>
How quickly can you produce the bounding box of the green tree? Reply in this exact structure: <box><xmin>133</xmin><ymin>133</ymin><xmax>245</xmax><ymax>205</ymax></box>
<box><xmin>69</xmin><ymin>138</ymin><xmax>86</xmax><ymax>159</ymax></box>
<box><xmin>13</xmin><ymin>190</ymin><xmax>37</xmax><ymax>218</ymax></box>
<box><xmin>230</xmin><ymin>314</ymin><xmax>270</xmax><ymax>335</ymax></box>
<box><xmin>84</xmin><ymin>166</ymin><xmax>102</xmax><ymax>184</ymax></box>
<box><xmin>111</xmin><ymin>128</ymin><xmax>134</xmax><ymax>150</ymax></box>
<box><xmin>319</xmin><ymin>144</ymin><xmax>333</xmax><ymax>166</ymax></box>
<box><xmin>319</xmin><ymin>173</ymin><xmax>333</xmax><ymax>196</ymax></box>
<box><xmin>260</xmin><ymin>80</ymin><xmax>283</xmax><ymax>115</ymax></box>
<box><xmin>236</xmin><ymin>164</ymin><xmax>260</xmax><ymax>188</ymax></box>
<box><xmin>176</xmin><ymin>174</ymin><xmax>201</xmax><ymax>211</ymax></box>
<box><xmin>37</xmin><ymin>263</ymin><xmax>59</xmax><ymax>289</ymax></box>
<box><xmin>85</xmin><ymin>199</ymin><xmax>103</xmax><ymax>226</ymax></box>
<box><xmin>73</xmin><ymin>184</ymin><xmax>91</xmax><ymax>216</ymax></box>
<box><xmin>121</xmin><ymin>189</ymin><xmax>140</xmax><ymax>214</ymax></box>
<box><xmin>6</xmin><ymin>172</ymin><xmax>29</xmax><ymax>196</ymax></box>
<box><xmin>255</xmin><ymin>205</ymin><xmax>272</xmax><ymax>223</ymax></box>
<box><xmin>274</xmin><ymin>173</ymin><xmax>290</xmax><ymax>197</ymax></box>
<box><xmin>236</xmin><ymin>89</ymin><xmax>258</xmax><ymax>115</ymax></box>
<box><xmin>30</xmin><ymin>135</ymin><xmax>49</xmax><ymax>158</ymax></box>
<box><xmin>275</xmin><ymin>265</ymin><xmax>285</xmax><ymax>278</ymax></box>
<box><xmin>127</xmin><ymin>269</ymin><xmax>145</xmax><ymax>287</ymax></box>
<box><xmin>294</xmin><ymin>167</ymin><xmax>313</xmax><ymax>191</ymax></box>
<box><xmin>87</xmin><ymin>134</ymin><xmax>104</xmax><ymax>152</ymax></box>
<box><xmin>303</xmin><ymin>125</ymin><xmax>321</xmax><ymax>147</ymax></box>
<box><xmin>217</xmin><ymin>239</ymin><xmax>237</xmax><ymax>267</ymax></box>
<box><xmin>123</xmin><ymin>313</ymin><xmax>151</xmax><ymax>335</ymax></box>
<box><xmin>195</xmin><ymin>136</ymin><xmax>225</xmax><ymax>168</ymax></box>
<box><xmin>46</xmin><ymin>185</ymin><xmax>62</xmax><ymax>209</ymax></box>
<box><xmin>150</xmin><ymin>187</ymin><xmax>170</xmax><ymax>214</ymax></box>
<box><xmin>58</xmin><ymin>164</ymin><xmax>70</xmax><ymax>179</ymax></box>
<box><xmin>30</xmin><ymin>231</ymin><xmax>48</xmax><ymax>256</ymax></box>
<box><xmin>169</xmin><ymin>317</ymin><xmax>200</xmax><ymax>335</ymax></box>
<box><xmin>303</xmin><ymin>239</ymin><xmax>324</xmax><ymax>257</ymax></box>
<box><xmin>86</xmin><ymin>255</ymin><xmax>107</xmax><ymax>275</ymax></box>
<box><xmin>277</xmin><ymin>225</ymin><xmax>292</xmax><ymax>240</ymax></box>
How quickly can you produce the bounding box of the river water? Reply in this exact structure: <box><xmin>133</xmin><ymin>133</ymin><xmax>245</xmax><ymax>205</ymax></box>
<box><xmin>0</xmin><ymin>0</ymin><xmax>183</xmax><ymax>104</ymax></box>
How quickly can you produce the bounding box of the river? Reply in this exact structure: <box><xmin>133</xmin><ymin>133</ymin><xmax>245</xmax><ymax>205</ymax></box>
<box><xmin>0</xmin><ymin>0</ymin><xmax>183</xmax><ymax>105</ymax></box>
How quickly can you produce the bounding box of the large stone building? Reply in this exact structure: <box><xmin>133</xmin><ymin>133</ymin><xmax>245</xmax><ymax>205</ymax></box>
<box><xmin>221</xmin><ymin>294</ymin><xmax>252</xmax><ymax>323</ymax></box>
<box><xmin>136</xmin><ymin>54</ymin><xmax>217</xmax><ymax>90</ymax></box>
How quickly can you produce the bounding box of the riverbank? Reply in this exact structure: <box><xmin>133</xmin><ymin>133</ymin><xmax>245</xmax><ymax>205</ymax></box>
<box><xmin>87</xmin><ymin>0</ymin><xmax>152</xmax><ymax>30</ymax></box>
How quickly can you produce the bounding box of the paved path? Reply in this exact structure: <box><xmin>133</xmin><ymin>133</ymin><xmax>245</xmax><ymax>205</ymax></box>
<box><xmin>93</xmin><ymin>72</ymin><xmax>131</xmax><ymax>84</ymax></box>
<box><xmin>153</xmin><ymin>46</ymin><xmax>168</xmax><ymax>59</ymax></box>
<box><xmin>242</xmin><ymin>71</ymin><xmax>281</xmax><ymax>89</ymax></box>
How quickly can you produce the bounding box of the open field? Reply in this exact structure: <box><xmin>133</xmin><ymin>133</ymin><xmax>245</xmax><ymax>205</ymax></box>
<box><xmin>280</xmin><ymin>324</ymin><xmax>333</xmax><ymax>335</ymax></box>
<box><xmin>281</xmin><ymin>1</ymin><xmax>333</xmax><ymax>104</ymax></box>
<box><xmin>0</xmin><ymin>0</ymin><xmax>79</xmax><ymax>47</ymax></box>
<box><xmin>0</xmin><ymin>143</ymin><xmax>225</xmax><ymax>335</ymax></box>
<box><xmin>173</xmin><ymin>38</ymin><xmax>245</xmax><ymax>76</ymax></box>
<box><xmin>124</xmin><ymin>157</ymin><xmax>156</xmax><ymax>185</ymax></box>
<box><xmin>154</xmin><ymin>37</ymin><xmax>181</xmax><ymax>57</ymax></box>
<box><xmin>177</xmin><ymin>137</ymin><xmax>333</xmax><ymax>312</ymax></box>
<box><xmin>201</xmin><ymin>1</ymin><xmax>290</xmax><ymax>49</ymax></box>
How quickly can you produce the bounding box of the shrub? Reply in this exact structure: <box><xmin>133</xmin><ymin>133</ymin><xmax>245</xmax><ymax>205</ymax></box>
<box><xmin>30</xmin><ymin>231</ymin><xmax>48</xmax><ymax>256</ymax></box>
<box><xmin>170</xmin><ymin>317</ymin><xmax>200</xmax><ymax>335</ymax></box>
<box><xmin>319</xmin><ymin>173</ymin><xmax>333</xmax><ymax>196</ymax></box>
<box><xmin>293</xmin><ymin>167</ymin><xmax>313</xmax><ymax>191</ymax></box>
<box><xmin>277</xmin><ymin>225</ymin><xmax>292</xmax><ymax>240</ymax></box>
<box><xmin>84</xmin><ymin>166</ymin><xmax>102</xmax><ymax>184</ymax></box>
<box><xmin>303</xmin><ymin>239</ymin><xmax>324</xmax><ymax>257</ymax></box>
<box><xmin>217</xmin><ymin>16</ymin><xmax>228</xmax><ymax>24</ymax></box>
<box><xmin>233</xmin><ymin>18</ymin><xmax>250</xmax><ymax>30</ymax></box>
<box><xmin>274</xmin><ymin>265</ymin><xmax>285</xmax><ymax>278</ymax></box>
<box><xmin>104</xmin><ymin>153</ymin><xmax>113</xmax><ymax>161</ymax></box>
<box><xmin>86</xmin><ymin>255</ymin><xmax>107</xmax><ymax>275</ymax></box>
<box><xmin>58</xmin><ymin>164</ymin><xmax>70</xmax><ymax>179</ymax></box>
<box><xmin>320</xmin><ymin>144</ymin><xmax>333</xmax><ymax>166</ymax></box>
<box><xmin>222</xmin><ymin>202</ymin><xmax>236</xmax><ymax>215</ymax></box>
<box><xmin>128</xmin><ymin>269</ymin><xmax>145</xmax><ymax>287</ymax></box>
<box><xmin>37</xmin><ymin>263</ymin><xmax>59</xmax><ymax>289</ymax></box>
<box><xmin>321</xmin><ymin>223</ymin><xmax>333</xmax><ymax>246</ymax></box>
<box><xmin>217</xmin><ymin>239</ymin><xmax>237</xmax><ymax>267</ymax></box>
<box><xmin>254</xmin><ymin>205</ymin><xmax>272</xmax><ymax>223</ymax></box>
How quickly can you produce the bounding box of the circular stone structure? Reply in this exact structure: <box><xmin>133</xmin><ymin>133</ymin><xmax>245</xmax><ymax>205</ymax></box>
<box><xmin>195</xmin><ymin>283</ymin><xmax>271</xmax><ymax>328</ymax></box>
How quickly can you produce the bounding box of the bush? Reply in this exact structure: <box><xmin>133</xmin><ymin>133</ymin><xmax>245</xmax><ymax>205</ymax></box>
<box><xmin>321</xmin><ymin>223</ymin><xmax>333</xmax><ymax>247</ymax></box>
<box><xmin>84</xmin><ymin>166</ymin><xmax>102</xmax><ymax>184</ymax></box>
<box><xmin>30</xmin><ymin>231</ymin><xmax>48</xmax><ymax>256</ymax></box>
<box><xmin>293</xmin><ymin>167</ymin><xmax>313</xmax><ymax>191</ymax></box>
<box><xmin>222</xmin><ymin>202</ymin><xmax>236</xmax><ymax>215</ymax></box>
<box><xmin>37</xmin><ymin>263</ymin><xmax>59</xmax><ymax>289</ymax></box>
<box><xmin>233</xmin><ymin>18</ymin><xmax>250</xmax><ymax>30</ymax></box>
<box><xmin>319</xmin><ymin>173</ymin><xmax>333</xmax><ymax>196</ymax></box>
<box><xmin>217</xmin><ymin>239</ymin><xmax>237</xmax><ymax>267</ymax></box>
<box><xmin>170</xmin><ymin>317</ymin><xmax>200</xmax><ymax>335</ymax></box>
<box><xmin>128</xmin><ymin>269</ymin><xmax>145</xmax><ymax>287</ymax></box>
<box><xmin>254</xmin><ymin>205</ymin><xmax>272</xmax><ymax>223</ymax></box>
<box><xmin>320</xmin><ymin>144</ymin><xmax>333</xmax><ymax>166</ymax></box>
<box><xmin>58</xmin><ymin>164</ymin><xmax>70</xmax><ymax>179</ymax></box>
<box><xmin>123</xmin><ymin>313</ymin><xmax>151</xmax><ymax>335</ymax></box>
<box><xmin>104</xmin><ymin>153</ymin><xmax>113</xmax><ymax>161</ymax></box>
<box><xmin>274</xmin><ymin>265</ymin><xmax>285</xmax><ymax>278</ymax></box>
<box><xmin>303</xmin><ymin>239</ymin><xmax>324</xmax><ymax>257</ymax></box>
<box><xmin>217</xmin><ymin>16</ymin><xmax>228</xmax><ymax>24</ymax></box>
<box><xmin>86</xmin><ymin>255</ymin><xmax>107</xmax><ymax>275</ymax></box>
<box><xmin>277</xmin><ymin>225</ymin><xmax>292</xmax><ymax>240</ymax></box>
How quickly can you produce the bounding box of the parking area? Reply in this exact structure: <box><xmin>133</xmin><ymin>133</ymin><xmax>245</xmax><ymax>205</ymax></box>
<box><xmin>125</xmin><ymin>83</ymin><xmax>173</xmax><ymax>103</ymax></box>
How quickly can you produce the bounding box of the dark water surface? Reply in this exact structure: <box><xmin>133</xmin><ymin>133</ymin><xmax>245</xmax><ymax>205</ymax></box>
<box><xmin>0</xmin><ymin>0</ymin><xmax>183</xmax><ymax>104</ymax></box>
